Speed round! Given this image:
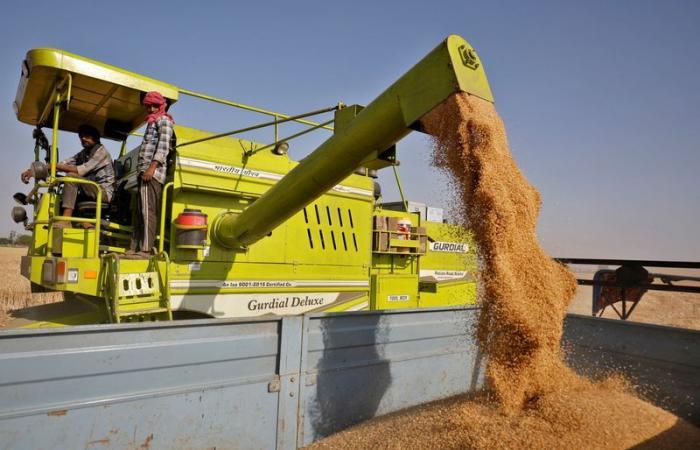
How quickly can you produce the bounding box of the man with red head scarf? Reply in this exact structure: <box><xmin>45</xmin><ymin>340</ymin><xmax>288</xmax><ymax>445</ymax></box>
<box><xmin>129</xmin><ymin>91</ymin><xmax>175</xmax><ymax>256</ymax></box>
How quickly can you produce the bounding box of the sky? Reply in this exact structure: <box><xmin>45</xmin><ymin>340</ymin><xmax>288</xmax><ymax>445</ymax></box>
<box><xmin>0</xmin><ymin>0</ymin><xmax>698</xmax><ymax>261</ymax></box>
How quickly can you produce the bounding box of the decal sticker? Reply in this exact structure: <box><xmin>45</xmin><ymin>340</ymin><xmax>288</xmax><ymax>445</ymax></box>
<box><xmin>429</xmin><ymin>241</ymin><xmax>469</xmax><ymax>253</ymax></box>
<box><xmin>67</xmin><ymin>268</ymin><xmax>79</xmax><ymax>283</ymax></box>
<box><xmin>170</xmin><ymin>292</ymin><xmax>343</xmax><ymax>318</ymax></box>
<box><xmin>419</xmin><ymin>270</ymin><xmax>468</xmax><ymax>281</ymax></box>
<box><xmin>171</xmin><ymin>279</ymin><xmax>369</xmax><ymax>289</ymax></box>
<box><xmin>178</xmin><ymin>156</ymin><xmax>373</xmax><ymax>197</ymax></box>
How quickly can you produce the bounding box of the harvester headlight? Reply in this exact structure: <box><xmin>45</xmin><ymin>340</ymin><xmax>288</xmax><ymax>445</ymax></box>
<box><xmin>11</xmin><ymin>206</ymin><xmax>27</xmax><ymax>224</ymax></box>
<box><xmin>13</xmin><ymin>192</ymin><xmax>28</xmax><ymax>205</ymax></box>
<box><xmin>31</xmin><ymin>161</ymin><xmax>48</xmax><ymax>181</ymax></box>
<box><xmin>273</xmin><ymin>141</ymin><xmax>289</xmax><ymax>156</ymax></box>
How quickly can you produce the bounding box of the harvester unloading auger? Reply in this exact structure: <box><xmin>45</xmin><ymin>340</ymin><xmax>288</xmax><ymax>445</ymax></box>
<box><xmin>9</xmin><ymin>35</ymin><xmax>493</xmax><ymax>327</ymax></box>
<box><xmin>213</xmin><ymin>35</ymin><xmax>494</xmax><ymax>249</ymax></box>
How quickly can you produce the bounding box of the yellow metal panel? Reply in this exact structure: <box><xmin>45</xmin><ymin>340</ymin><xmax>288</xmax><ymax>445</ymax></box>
<box><xmin>419</xmin><ymin>280</ymin><xmax>477</xmax><ymax>308</ymax></box>
<box><xmin>25</xmin><ymin>256</ymin><xmax>102</xmax><ymax>297</ymax></box>
<box><xmin>446</xmin><ymin>35</ymin><xmax>494</xmax><ymax>103</ymax></box>
<box><xmin>55</xmin><ymin>228</ymin><xmax>96</xmax><ymax>258</ymax></box>
<box><xmin>420</xmin><ymin>222</ymin><xmax>476</xmax><ymax>277</ymax></box>
<box><xmin>388</xmin><ymin>239</ymin><xmax>419</xmax><ymax>248</ymax></box>
<box><xmin>30</xmin><ymin>193</ymin><xmax>50</xmax><ymax>255</ymax></box>
<box><xmin>371</xmin><ymin>274</ymin><xmax>419</xmax><ymax>310</ymax></box>
<box><xmin>323</xmin><ymin>294</ymin><xmax>370</xmax><ymax>312</ymax></box>
<box><xmin>15</xmin><ymin>48</ymin><xmax>178</xmax><ymax>137</ymax></box>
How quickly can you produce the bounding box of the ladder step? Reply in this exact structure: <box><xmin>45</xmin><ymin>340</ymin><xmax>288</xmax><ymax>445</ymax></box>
<box><xmin>118</xmin><ymin>295</ymin><xmax>162</xmax><ymax>302</ymax></box>
<box><xmin>104</xmin><ymin>252</ymin><xmax>172</xmax><ymax>323</ymax></box>
<box><xmin>118</xmin><ymin>307</ymin><xmax>170</xmax><ymax>317</ymax></box>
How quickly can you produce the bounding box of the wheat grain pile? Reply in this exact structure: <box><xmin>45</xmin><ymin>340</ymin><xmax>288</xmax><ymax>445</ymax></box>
<box><xmin>307</xmin><ymin>93</ymin><xmax>700</xmax><ymax>449</ymax></box>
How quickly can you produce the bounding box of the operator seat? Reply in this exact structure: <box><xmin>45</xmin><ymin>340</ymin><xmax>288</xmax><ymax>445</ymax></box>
<box><xmin>74</xmin><ymin>200</ymin><xmax>111</xmax><ymax>221</ymax></box>
<box><xmin>72</xmin><ymin>159</ymin><xmax>121</xmax><ymax>222</ymax></box>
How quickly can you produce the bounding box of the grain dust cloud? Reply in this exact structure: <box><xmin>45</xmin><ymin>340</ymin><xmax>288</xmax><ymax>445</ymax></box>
<box><xmin>308</xmin><ymin>93</ymin><xmax>700</xmax><ymax>449</ymax></box>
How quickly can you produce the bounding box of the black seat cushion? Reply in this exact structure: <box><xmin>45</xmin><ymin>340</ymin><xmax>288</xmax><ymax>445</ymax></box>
<box><xmin>76</xmin><ymin>201</ymin><xmax>110</xmax><ymax>213</ymax></box>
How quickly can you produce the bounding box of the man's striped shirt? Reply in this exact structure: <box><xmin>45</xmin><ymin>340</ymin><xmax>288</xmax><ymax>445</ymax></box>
<box><xmin>138</xmin><ymin>116</ymin><xmax>175</xmax><ymax>184</ymax></box>
<box><xmin>60</xmin><ymin>143</ymin><xmax>115</xmax><ymax>202</ymax></box>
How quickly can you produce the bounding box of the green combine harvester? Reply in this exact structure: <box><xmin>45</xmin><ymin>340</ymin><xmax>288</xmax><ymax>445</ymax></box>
<box><xmin>9</xmin><ymin>35</ymin><xmax>493</xmax><ymax>327</ymax></box>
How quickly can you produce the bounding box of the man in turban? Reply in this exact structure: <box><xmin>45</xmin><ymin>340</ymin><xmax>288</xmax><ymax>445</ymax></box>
<box><xmin>129</xmin><ymin>91</ymin><xmax>175</xmax><ymax>256</ymax></box>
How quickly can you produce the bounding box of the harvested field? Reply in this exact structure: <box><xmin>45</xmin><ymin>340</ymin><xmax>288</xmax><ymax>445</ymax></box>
<box><xmin>568</xmin><ymin>274</ymin><xmax>700</xmax><ymax>330</ymax></box>
<box><xmin>0</xmin><ymin>247</ymin><xmax>62</xmax><ymax>326</ymax></box>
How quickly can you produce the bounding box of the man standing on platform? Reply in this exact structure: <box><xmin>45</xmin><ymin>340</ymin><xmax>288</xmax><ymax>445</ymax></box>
<box><xmin>128</xmin><ymin>91</ymin><xmax>175</xmax><ymax>257</ymax></box>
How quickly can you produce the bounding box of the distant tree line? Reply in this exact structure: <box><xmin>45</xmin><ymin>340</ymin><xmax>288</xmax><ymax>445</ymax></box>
<box><xmin>0</xmin><ymin>231</ymin><xmax>32</xmax><ymax>246</ymax></box>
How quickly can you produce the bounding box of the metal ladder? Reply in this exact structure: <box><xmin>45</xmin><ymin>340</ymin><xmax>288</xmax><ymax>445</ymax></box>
<box><xmin>102</xmin><ymin>253</ymin><xmax>172</xmax><ymax>323</ymax></box>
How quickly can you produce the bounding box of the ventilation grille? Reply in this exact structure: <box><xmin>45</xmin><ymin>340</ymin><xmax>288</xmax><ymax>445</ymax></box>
<box><xmin>303</xmin><ymin>204</ymin><xmax>359</xmax><ymax>252</ymax></box>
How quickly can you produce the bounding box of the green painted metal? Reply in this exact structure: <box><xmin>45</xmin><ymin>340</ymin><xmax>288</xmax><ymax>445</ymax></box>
<box><xmin>159</xmin><ymin>182</ymin><xmax>174</xmax><ymax>253</ymax></box>
<box><xmin>248</xmin><ymin>118</ymin><xmax>334</xmax><ymax>157</ymax></box>
<box><xmin>371</xmin><ymin>274</ymin><xmax>419</xmax><ymax>310</ymax></box>
<box><xmin>212</xmin><ymin>34</ymin><xmax>493</xmax><ymax>249</ymax></box>
<box><xmin>102</xmin><ymin>254</ymin><xmax>172</xmax><ymax>324</ymax></box>
<box><xmin>15</xmin><ymin>48</ymin><xmax>178</xmax><ymax>138</ymax></box>
<box><xmin>391</xmin><ymin>165</ymin><xmax>409</xmax><ymax>213</ymax></box>
<box><xmin>177</xmin><ymin>106</ymin><xmax>338</xmax><ymax>149</ymax></box>
<box><xmin>45</xmin><ymin>88</ymin><xmax>63</xmax><ymax>255</ymax></box>
<box><xmin>11</xmin><ymin>35</ymin><xmax>487</xmax><ymax>327</ymax></box>
<box><xmin>179</xmin><ymin>88</ymin><xmax>336</xmax><ymax>131</ymax></box>
<box><xmin>54</xmin><ymin>177</ymin><xmax>102</xmax><ymax>257</ymax></box>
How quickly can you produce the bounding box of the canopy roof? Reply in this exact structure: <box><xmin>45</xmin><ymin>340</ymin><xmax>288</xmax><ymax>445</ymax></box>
<box><xmin>13</xmin><ymin>48</ymin><xmax>179</xmax><ymax>140</ymax></box>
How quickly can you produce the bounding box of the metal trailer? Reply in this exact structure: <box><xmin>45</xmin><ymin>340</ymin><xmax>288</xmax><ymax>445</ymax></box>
<box><xmin>0</xmin><ymin>308</ymin><xmax>697</xmax><ymax>449</ymax></box>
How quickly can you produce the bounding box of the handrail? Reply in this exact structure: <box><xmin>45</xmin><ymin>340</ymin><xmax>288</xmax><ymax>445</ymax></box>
<box><xmin>248</xmin><ymin>119</ymin><xmax>334</xmax><ymax>156</ymax></box>
<box><xmin>176</xmin><ymin>105</ymin><xmax>339</xmax><ymax>149</ymax></box>
<box><xmin>179</xmin><ymin>88</ymin><xmax>337</xmax><ymax>131</ymax></box>
<box><xmin>42</xmin><ymin>76</ymin><xmax>72</xmax><ymax>255</ymax></box>
<box><xmin>47</xmin><ymin>74</ymin><xmax>73</xmax><ymax>180</ymax></box>
<box><xmin>158</xmin><ymin>182</ymin><xmax>174</xmax><ymax>253</ymax></box>
<box><xmin>40</xmin><ymin>177</ymin><xmax>103</xmax><ymax>258</ymax></box>
<box><xmin>392</xmin><ymin>165</ymin><xmax>409</xmax><ymax>213</ymax></box>
<box><xmin>154</xmin><ymin>250</ymin><xmax>172</xmax><ymax>320</ymax></box>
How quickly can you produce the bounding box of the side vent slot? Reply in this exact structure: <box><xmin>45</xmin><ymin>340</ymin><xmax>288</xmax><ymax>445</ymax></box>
<box><xmin>337</xmin><ymin>208</ymin><xmax>344</xmax><ymax>227</ymax></box>
<box><xmin>326</xmin><ymin>206</ymin><xmax>333</xmax><ymax>226</ymax></box>
<box><xmin>306</xmin><ymin>204</ymin><xmax>359</xmax><ymax>252</ymax></box>
<box><xmin>307</xmin><ymin>229</ymin><xmax>314</xmax><ymax>249</ymax></box>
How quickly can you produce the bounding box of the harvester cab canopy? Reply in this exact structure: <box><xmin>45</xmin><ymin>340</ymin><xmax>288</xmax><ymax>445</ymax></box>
<box><xmin>13</xmin><ymin>48</ymin><xmax>179</xmax><ymax>140</ymax></box>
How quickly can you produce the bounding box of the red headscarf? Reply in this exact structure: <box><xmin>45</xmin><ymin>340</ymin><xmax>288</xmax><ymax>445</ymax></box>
<box><xmin>143</xmin><ymin>91</ymin><xmax>174</xmax><ymax>124</ymax></box>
